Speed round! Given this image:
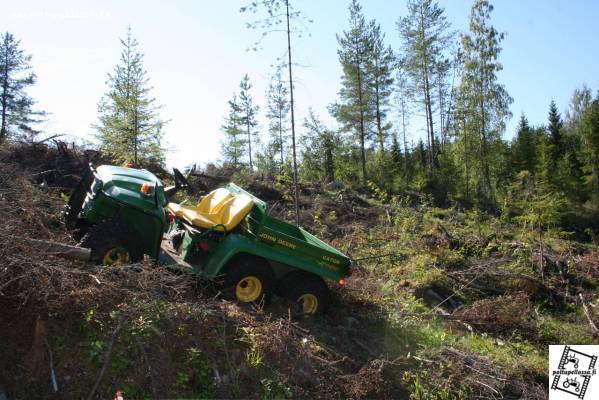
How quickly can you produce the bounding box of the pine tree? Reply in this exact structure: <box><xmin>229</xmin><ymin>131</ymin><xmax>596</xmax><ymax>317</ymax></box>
<box><xmin>265</xmin><ymin>65</ymin><xmax>290</xmax><ymax>167</ymax></box>
<box><xmin>0</xmin><ymin>32</ymin><xmax>42</xmax><ymax>141</ymax></box>
<box><xmin>367</xmin><ymin>21</ymin><xmax>394</xmax><ymax>154</ymax></box>
<box><xmin>397</xmin><ymin>0</ymin><xmax>453</xmax><ymax>170</ymax></box>
<box><xmin>394</xmin><ymin>65</ymin><xmax>413</xmax><ymax>182</ymax></box>
<box><xmin>330</xmin><ymin>0</ymin><xmax>373</xmax><ymax>183</ymax></box>
<box><xmin>457</xmin><ymin>0</ymin><xmax>512</xmax><ymax>203</ymax></box>
<box><xmin>220</xmin><ymin>93</ymin><xmax>246</xmax><ymax>167</ymax></box>
<box><xmin>238</xmin><ymin>74</ymin><xmax>259</xmax><ymax>171</ymax></box>
<box><xmin>95</xmin><ymin>28</ymin><xmax>165</xmax><ymax>166</ymax></box>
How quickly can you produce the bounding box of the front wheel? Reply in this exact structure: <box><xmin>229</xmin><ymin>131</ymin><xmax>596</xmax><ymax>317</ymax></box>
<box><xmin>222</xmin><ymin>257</ymin><xmax>275</xmax><ymax>305</ymax></box>
<box><xmin>282</xmin><ymin>273</ymin><xmax>330</xmax><ymax>316</ymax></box>
<box><xmin>79</xmin><ymin>220</ymin><xmax>144</xmax><ymax>266</ymax></box>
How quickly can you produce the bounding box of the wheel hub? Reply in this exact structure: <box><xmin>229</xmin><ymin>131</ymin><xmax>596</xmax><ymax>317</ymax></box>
<box><xmin>298</xmin><ymin>294</ymin><xmax>319</xmax><ymax>315</ymax></box>
<box><xmin>102</xmin><ymin>247</ymin><xmax>130</xmax><ymax>266</ymax></box>
<box><xmin>235</xmin><ymin>276</ymin><xmax>262</xmax><ymax>302</ymax></box>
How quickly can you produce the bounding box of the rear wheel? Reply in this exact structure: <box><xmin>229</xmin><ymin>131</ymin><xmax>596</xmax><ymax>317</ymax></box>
<box><xmin>79</xmin><ymin>220</ymin><xmax>144</xmax><ymax>266</ymax></box>
<box><xmin>282</xmin><ymin>273</ymin><xmax>330</xmax><ymax>316</ymax></box>
<box><xmin>222</xmin><ymin>257</ymin><xmax>274</xmax><ymax>305</ymax></box>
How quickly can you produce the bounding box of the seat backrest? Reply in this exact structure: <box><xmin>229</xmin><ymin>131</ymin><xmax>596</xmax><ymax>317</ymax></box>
<box><xmin>216</xmin><ymin>194</ymin><xmax>254</xmax><ymax>228</ymax></box>
<box><xmin>196</xmin><ymin>188</ymin><xmax>233</xmax><ymax>214</ymax></box>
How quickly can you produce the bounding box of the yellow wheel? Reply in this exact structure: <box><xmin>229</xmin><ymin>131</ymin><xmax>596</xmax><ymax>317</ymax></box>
<box><xmin>79</xmin><ymin>221</ymin><xmax>143</xmax><ymax>265</ymax></box>
<box><xmin>283</xmin><ymin>273</ymin><xmax>330</xmax><ymax>316</ymax></box>
<box><xmin>298</xmin><ymin>293</ymin><xmax>319</xmax><ymax>315</ymax></box>
<box><xmin>235</xmin><ymin>276</ymin><xmax>263</xmax><ymax>303</ymax></box>
<box><xmin>101</xmin><ymin>247</ymin><xmax>130</xmax><ymax>266</ymax></box>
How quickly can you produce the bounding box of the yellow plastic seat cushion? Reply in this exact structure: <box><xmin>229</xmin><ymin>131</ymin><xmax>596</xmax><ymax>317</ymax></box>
<box><xmin>179</xmin><ymin>194</ymin><xmax>254</xmax><ymax>232</ymax></box>
<box><xmin>196</xmin><ymin>188</ymin><xmax>233</xmax><ymax>214</ymax></box>
<box><xmin>166</xmin><ymin>188</ymin><xmax>233</xmax><ymax>218</ymax></box>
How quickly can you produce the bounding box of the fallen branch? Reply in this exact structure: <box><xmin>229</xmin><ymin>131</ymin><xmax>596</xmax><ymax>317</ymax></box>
<box><xmin>580</xmin><ymin>293</ymin><xmax>599</xmax><ymax>336</ymax></box>
<box><xmin>33</xmin><ymin>134</ymin><xmax>64</xmax><ymax>145</ymax></box>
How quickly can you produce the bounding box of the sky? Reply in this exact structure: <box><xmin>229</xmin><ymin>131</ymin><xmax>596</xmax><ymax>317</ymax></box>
<box><xmin>1</xmin><ymin>0</ymin><xmax>598</xmax><ymax>169</ymax></box>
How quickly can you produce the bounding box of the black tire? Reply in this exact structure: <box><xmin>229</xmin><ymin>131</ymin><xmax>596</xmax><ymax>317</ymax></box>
<box><xmin>281</xmin><ymin>272</ymin><xmax>330</xmax><ymax>316</ymax></box>
<box><xmin>79</xmin><ymin>220</ymin><xmax>144</xmax><ymax>265</ymax></box>
<box><xmin>221</xmin><ymin>257</ymin><xmax>275</xmax><ymax>305</ymax></box>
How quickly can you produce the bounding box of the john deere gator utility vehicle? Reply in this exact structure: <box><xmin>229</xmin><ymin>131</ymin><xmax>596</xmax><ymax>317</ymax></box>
<box><xmin>65</xmin><ymin>164</ymin><xmax>352</xmax><ymax>315</ymax></box>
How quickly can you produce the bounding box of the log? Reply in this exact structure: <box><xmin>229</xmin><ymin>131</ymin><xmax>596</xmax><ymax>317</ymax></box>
<box><xmin>26</xmin><ymin>238</ymin><xmax>90</xmax><ymax>261</ymax></box>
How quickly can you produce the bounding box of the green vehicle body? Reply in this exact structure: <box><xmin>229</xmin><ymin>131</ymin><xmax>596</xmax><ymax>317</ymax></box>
<box><xmin>69</xmin><ymin>164</ymin><xmax>351</xmax><ymax>283</ymax></box>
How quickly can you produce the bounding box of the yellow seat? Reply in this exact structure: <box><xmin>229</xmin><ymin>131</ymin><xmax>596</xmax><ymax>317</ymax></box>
<box><xmin>178</xmin><ymin>194</ymin><xmax>254</xmax><ymax>232</ymax></box>
<box><xmin>195</xmin><ymin>188</ymin><xmax>233</xmax><ymax>214</ymax></box>
<box><xmin>166</xmin><ymin>188</ymin><xmax>233</xmax><ymax>217</ymax></box>
<box><xmin>179</xmin><ymin>195</ymin><xmax>254</xmax><ymax>232</ymax></box>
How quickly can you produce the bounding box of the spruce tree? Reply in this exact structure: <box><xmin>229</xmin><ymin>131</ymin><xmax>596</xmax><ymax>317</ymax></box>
<box><xmin>0</xmin><ymin>32</ymin><xmax>42</xmax><ymax>141</ymax></box>
<box><xmin>547</xmin><ymin>100</ymin><xmax>564</xmax><ymax>158</ymax></box>
<box><xmin>301</xmin><ymin>110</ymin><xmax>340</xmax><ymax>183</ymax></box>
<box><xmin>265</xmin><ymin>66</ymin><xmax>290</xmax><ymax>167</ymax></box>
<box><xmin>367</xmin><ymin>21</ymin><xmax>394</xmax><ymax>154</ymax></box>
<box><xmin>511</xmin><ymin>114</ymin><xmax>537</xmax><ymax>174</ymax></box>
<box><xmin>95</xmin><ymin>28</ymin><xmax>165</xmax><ymax>166</ymax></box>
<box><xmin>540</xmin><ymin>100</ymin><xmax>564</xmax><ymax>187</ymax></box>
<box><xmin>581</xmin><ymin>99</ymin><xmax>599</xmax><ymax>200</ymax></box>
<box><xmin>330</xmin><ymin>0</ymin><xmax>373</xmax><ymax>183</ymax></box>
<box><xmin>220</xmin><ymin>93</ymin><xmax>246</xmax><ymax>167</ymax></box>
<box><xmin>238</xmin><ymin>74</ymin><xmax>259</xmax><ymax>171</ymax></box>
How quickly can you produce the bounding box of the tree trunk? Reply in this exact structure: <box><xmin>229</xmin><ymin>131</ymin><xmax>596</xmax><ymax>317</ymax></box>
<box><xmin>462</xmin><ymin>114</ymin><xmax>470</xmax><ymax>199</ymax></box>
<box><xmin>375</xmin><ymin>74</ymin><xmax>384</xmax><ymax>154</ymax></box>
<box><xmin>438</xmin><ymin>74</ymin><xmax>445</xmax><ymax>151</ymax></box>
<box><xmin>247</xmin><ymin>117</ymin><xmax>253</xmax><ymax>171</ymax></box>
<box><xmin>357</xmin><ymin>59</ymin><xmax>367</xmax><ymax>183</ymax></box>
<box><xmin>278</xmin><ymin>109</ymin><xmax>284</xmax><ymax>166</ymax></box>
<box><xmin>401</xmin><ymin>98</ymin><xmax>409</xmax><ymax>182</ymax></box>
<box><xmin>133</xmin><ymin>108</ymin><xmax>138</xmax><ymax>166</ymax></box>
<box><xmin>479</xmin><ymin>97</ymin><xmax>492</xmax><ymax>200</ymax></box>
<box><xmin>285</xmin><ymin>0</ymin><xmax>300</xmax><ymax>226</ymax></box>
<box><xmin>0</xmin><ymin>52</ymin><xmax>9</xmax><ymax>141</ymax></box>
<box><xmin>423</xmin><ymin>70</ymin><xmax>436</xmax><ymax>170</ymax></box>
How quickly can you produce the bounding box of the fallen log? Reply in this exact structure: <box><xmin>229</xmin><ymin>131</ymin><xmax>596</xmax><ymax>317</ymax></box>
<box><xmin>25</xmin><ymin>238</ymin><xmax>90</xmax><ymax>261</ymax></box>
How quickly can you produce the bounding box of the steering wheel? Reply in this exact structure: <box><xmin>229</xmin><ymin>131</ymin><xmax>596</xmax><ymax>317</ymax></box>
<box><xmin>173</xmin><ymin>168</ymin><xmax>194</xmax><ymax>193</ymax></box>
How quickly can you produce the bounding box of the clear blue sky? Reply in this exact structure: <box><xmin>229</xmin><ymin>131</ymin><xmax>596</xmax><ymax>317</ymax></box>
<box><xmin>1</xmin><ymin>0</ymin><xmax>598</xmax><ymax>168</ymax></box>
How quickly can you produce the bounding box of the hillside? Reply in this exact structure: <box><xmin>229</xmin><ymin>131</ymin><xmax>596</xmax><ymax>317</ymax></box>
<box><xmin>1</xmin><ymin>142</ymin><xmax>598</xmax><ymax>399</ymax></box>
